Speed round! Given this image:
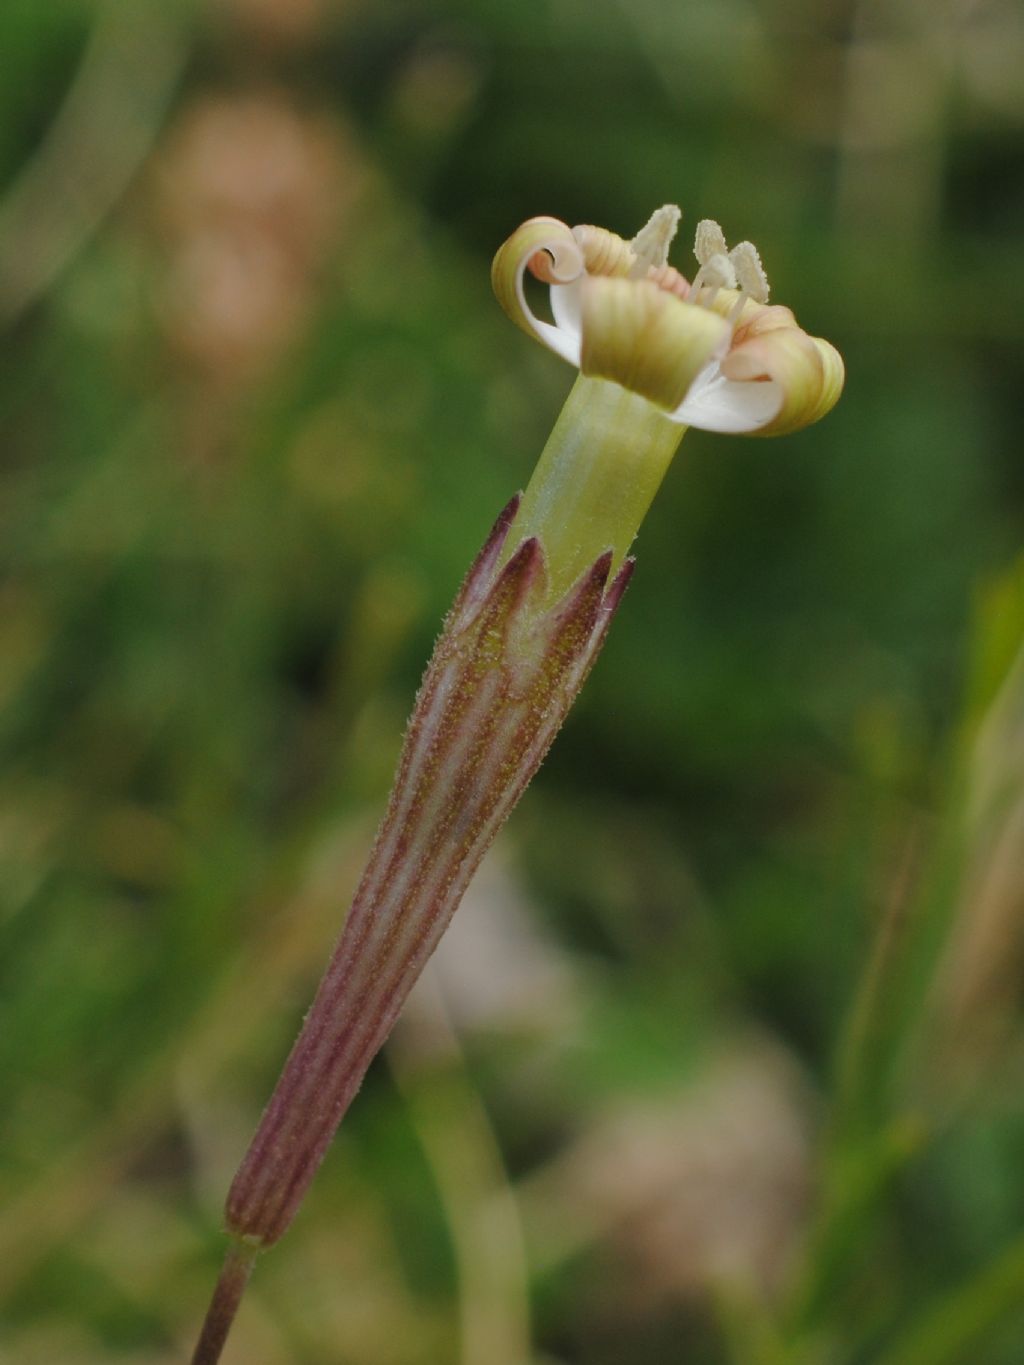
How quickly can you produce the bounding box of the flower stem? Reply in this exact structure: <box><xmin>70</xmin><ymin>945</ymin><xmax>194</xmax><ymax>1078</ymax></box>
<box><xmin>190</xmin><ymin>1240</ymin><xmax>259</xmax><ymax>1365</ymax></box>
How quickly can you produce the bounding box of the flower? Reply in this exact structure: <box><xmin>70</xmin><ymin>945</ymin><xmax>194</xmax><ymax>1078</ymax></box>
<box><xmin>492</xmin><ymin>206</ymin><xmax>844</xmax><ymax>437</ymax></box>
<box><xmin>191</xmin><ymin>201</ymin><xmax>845</xmax><ymax>1365</ymax></box>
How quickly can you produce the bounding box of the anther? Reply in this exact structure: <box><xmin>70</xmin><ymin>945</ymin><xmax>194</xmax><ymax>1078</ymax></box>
<box><xmin>729</xmin><ymin>241</ymin><xmax>770</xmax><ymax>304</ymax></box>
<box><xmin>693</xmin><ymin>220</ymin><xmax>729</xmax><ymax>267</ymax></box>
<box><xmin>699</xmin><ymin>252</ymin><xmax>737</xmax><ymax>291</ymax></box>
<box><xmin>689</xmin><ymin>221</ymin><xmax>737</xmax><ymax>305</ymax></box>
<box><xmin>628</xmin><ymin>204</ymin><xmax>682</xmax><ymax>279</ymax></box>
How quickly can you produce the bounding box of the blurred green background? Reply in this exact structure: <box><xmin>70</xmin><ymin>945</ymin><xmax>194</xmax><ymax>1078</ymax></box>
<box><xmin>2</xmin><ymin>0</ymin><xmax>1024</xmax><ymax>1361</ymax></box>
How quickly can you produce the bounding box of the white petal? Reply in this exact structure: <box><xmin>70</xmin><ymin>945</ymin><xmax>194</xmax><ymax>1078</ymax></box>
<box><xmin>667</xmin><ymin>366</ymin><xmax>784</xmax><ymax>432</ymax></box>
<box><xmin>533</xmin><ymin>316</ymin><xmax>582</xmax><ymax>366</ymax></box>
<box><xmin>550</xmin><ymin>278</ymin><xmax>583</xmax><ymax>339</ymax></box>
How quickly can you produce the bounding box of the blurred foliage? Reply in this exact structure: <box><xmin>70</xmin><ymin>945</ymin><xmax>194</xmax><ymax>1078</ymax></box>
<box><xmin>2</xmin><ymin>0</ymin><xmax>1024</xmax><ymax>1361</ymax></box>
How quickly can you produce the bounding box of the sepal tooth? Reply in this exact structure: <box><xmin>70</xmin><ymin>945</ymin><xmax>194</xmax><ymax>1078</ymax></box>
<box><xmin>448</xmin><ymin>492</ymin><xmax>523</xmax><ymax>626</ymax></box>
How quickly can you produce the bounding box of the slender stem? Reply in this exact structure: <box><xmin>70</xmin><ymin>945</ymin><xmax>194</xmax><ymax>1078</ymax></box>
<box><xmin>191</xmin><ymin>1241</ymin><xmax>259</xmax><ymax>1365</ymax></box>
<box><xmin>832</xmin><ymin>825</ymin><xmax>923</xmax><ymax>1131</ymax></box>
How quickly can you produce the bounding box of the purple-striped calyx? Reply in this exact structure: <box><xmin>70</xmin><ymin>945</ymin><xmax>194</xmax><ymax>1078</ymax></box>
<box><xmin>224</xmin><ymin>497</ymin><xmax>629</xmax><ymax>1248</ymax></box>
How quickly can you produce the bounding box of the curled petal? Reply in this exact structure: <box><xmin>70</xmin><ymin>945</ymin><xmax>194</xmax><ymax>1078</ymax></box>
<box><xmin>491</xmin><ymin>217</ymin><xmax>585</xmax><ymax>365</ymax></box>
<box><xmin>572</xmin><ymin>223</ymin><xmax>636</xmax><ymax>278</ymax></box>
<box><xmin>550</xmin><ymin>276</ymin><xmax>584</xmax><ymax>340</ymax></box>
<box><xmin>722</xmin><ymin>326</ymin><xmax>845</xmax><ymax>437</ymax></box>
<box><xmin>579</xmin><ymin>277</ymin><xmax>730</xmax><ymax>412</ymax></box>
<box><xmin>730</xmin><ymin>301</ymin><xmax>799</xmax><ymax>344</ymax></box>
<box><xmin>698</xmin><ymin>290</ymin><xmax>791</xmax><ymax>331</ymax></box>
<box><xmin>645</xmin><ymin>262</ymin><xmax>692</xmax><ymax>299</ymax></box>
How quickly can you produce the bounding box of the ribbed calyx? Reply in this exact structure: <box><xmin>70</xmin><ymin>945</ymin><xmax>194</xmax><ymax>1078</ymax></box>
<box><xmin>225</xmin><ymin>496</ymin><xmax>632</xmax><ymax>1247</ymax></box>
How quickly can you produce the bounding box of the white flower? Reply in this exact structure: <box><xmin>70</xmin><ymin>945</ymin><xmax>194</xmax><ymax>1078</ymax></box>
<box><xmin>492</xmin><ymin>206</ymin><xmax>844</xmax><ymax>438</ymax></box>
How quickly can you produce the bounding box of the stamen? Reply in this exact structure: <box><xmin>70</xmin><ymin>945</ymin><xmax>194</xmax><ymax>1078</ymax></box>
<box><xmin>628</xmin><ymin>204</ymin><xmax>682</xmax><ymax>279</ymax></box>
<box><xmin>702</xmin><ymin>252</ymin><xmax>737</xmax><ymax>291</ymax></box>
<box><xmin>688</xmin><ymin>249</ymin><xmax>736</xmax><ymax>306</ymax></box>
<box><xmin>729</xmin><ymin>241</ymin><xmax>770</xmax><ymax>304</ymax></box>
<box><xmin>693</xmin><ymin>219</ymin><xmax>729</xmax><ymax>267</ymax></box>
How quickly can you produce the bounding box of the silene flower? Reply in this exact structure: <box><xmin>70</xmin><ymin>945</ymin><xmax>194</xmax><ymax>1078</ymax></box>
<box><xmin>191</xmin><ymin>205</ymin><xmax>843</xmax><ymax>1365</ymax></box>
<box><xmin>493</xmin><ymin>205</ymin><xmax>843</xmax><ymax>437</ymax></box>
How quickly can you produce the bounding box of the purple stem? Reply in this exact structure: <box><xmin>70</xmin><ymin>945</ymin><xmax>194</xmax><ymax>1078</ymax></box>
<box><xmin>190</xmin><ymin>1242</ymin><xmax>258</xmax><ymax>1365</ymax></box>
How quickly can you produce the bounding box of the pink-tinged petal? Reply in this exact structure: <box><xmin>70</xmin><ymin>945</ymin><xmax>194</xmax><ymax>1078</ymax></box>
<box><xmin>721</xmin><ymin>325</ymin><xmax>845</xmax><ymax>437</ymax></box>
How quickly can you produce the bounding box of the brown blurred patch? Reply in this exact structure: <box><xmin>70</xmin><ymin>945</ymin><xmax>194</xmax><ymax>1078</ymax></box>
<box><xmin>211</xmin><ymin>0</ymin><xmax>325</xmax><ymax>48</ymax></box>
<box><xmin>151</xmin><ymin>91</ymin><xmax>360</xmax><ymax>389</ymax></box>
<box><xmin>524</xmin><ymin>1036</ymin><xmax>814</xmax><ymax>1307</ymax></box>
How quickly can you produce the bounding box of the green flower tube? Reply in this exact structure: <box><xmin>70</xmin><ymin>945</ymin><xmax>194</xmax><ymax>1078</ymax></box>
<box><xmin>505</xmin><ymin>374</ymin><xmax>685</xmax><ymax>601</ymax></box>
